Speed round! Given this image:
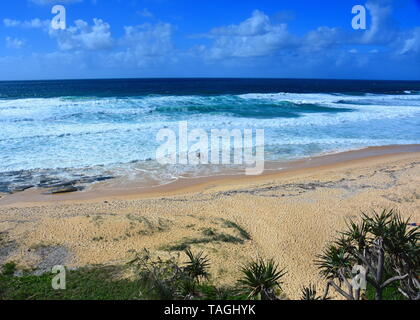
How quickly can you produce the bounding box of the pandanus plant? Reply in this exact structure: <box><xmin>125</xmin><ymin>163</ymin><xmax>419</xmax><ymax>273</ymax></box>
<box><xmin>300</xmin><ymin>284</ymin><xmax>330</xmax><ymax>300</ymax></box>
<box><xmin>183</xmin><ymin>249</ymin><xmax>210</xmax><ymax>283</ymax></box>
<box><xmin>128</xmin><ymin>248</ymin><xmax>212</xmax><ymax>300</ymax></box>
<box><xmin>316</xmin><ymin>209</ymin><xmax>419</xmax><ymax>300</ymax></box>
<box><xmin>238</xmin><ymin>258</ymin><xmax>286</xmax><ymax>300</ymax></box>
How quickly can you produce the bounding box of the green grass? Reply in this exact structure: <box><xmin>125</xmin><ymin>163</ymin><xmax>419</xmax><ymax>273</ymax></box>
<box><xmin>0</xmin><ymin>266</ymin><xmax>141</xmax><ymax>300</ymax></box>
<box><xmin>1</xmin><ymin>262</ymin><xmax>17</xmax><ymax>276</ymax></box>
<box><xmin>221</xmin><ymin>220</ymin><xmax>251</xmax><ymax>240</ymax></box>
<box><xmin>0</xmin><ymin>263</ymin><xmax>409</xmax><ymax>300</ymax></box>
<box><xmin>160</xmin><ymin>221</ymin><xmax>251</xmax><ymax>252</ymax></box>
<box><xmin>202</xmin><ymin>228</ymin><xmax>216</xmax><ymax>237</ymax></box>
<box><xmin>0</xmin><ymin>265</ymin><xmax>247</xmax><ymax>300</ymax></box>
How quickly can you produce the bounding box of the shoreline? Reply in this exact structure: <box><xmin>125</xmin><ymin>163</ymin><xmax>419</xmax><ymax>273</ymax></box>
<box><xmin>1</xmin><ymin>143</ymin><xmax>419</xmax><ymax>206</ymax></box>
<box><xmin>0</xmin><ymin>145</ymin><xmax>419</xmax><ymax>299</ymax></box>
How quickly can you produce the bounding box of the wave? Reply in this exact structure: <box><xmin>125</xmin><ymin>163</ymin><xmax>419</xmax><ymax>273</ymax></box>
<box><xmin>237</xmin><ymin>92</ymin><xmax>420</xmax><ymax>105</ymax></box>
<box><xmin>0</xmin><ymin>92</ymin><xmax>419</xmax><ymax>173</ymax></box>
<box><xmin>0</xmin><ymin>92</ymin><xmax>419</xmax><ymax>139</ymax></box>
<box><xmin>1</xmin><ymin>92</ymin><xmax>419</xmax><ymax>119</ymax></box>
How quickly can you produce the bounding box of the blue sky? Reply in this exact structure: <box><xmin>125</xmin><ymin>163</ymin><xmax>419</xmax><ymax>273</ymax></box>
<box><xmin>0</xmin><ymin>0</ymin><xmax>419</xmax><ymax>80</ymax></box>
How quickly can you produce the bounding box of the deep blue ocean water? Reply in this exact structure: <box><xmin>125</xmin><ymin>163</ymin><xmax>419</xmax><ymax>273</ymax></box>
<box><xmin>0</xmin><ymin>78</ymin><xmax>419</xmax><ymax>191</ymax></box>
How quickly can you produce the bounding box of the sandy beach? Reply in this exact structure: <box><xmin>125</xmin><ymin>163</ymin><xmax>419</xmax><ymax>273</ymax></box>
<box><xmin>1</xmin><ymin>0</ymin><xmax>420</xmax><ymax>304</ymax></box>
<box><xmin>1</xmin><ymin>146</ymin><xmax>419</xmax><ymax>299</ymax></box>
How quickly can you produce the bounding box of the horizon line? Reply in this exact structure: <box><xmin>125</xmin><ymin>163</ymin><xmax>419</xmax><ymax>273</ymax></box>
<box><xmin>1</xmin><ymin>76</ymin><xmax>420</xmax><ymax>83</ymax></box>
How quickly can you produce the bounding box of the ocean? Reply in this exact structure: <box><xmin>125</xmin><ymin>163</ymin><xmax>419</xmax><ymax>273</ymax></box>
<box><xmin>0</xmin><ymin>78</ymin><xmax>420</xmax><ymax>193</ymax></box>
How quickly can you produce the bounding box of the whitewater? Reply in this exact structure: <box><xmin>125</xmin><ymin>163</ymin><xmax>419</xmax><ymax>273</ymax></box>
<box><xmin>0</xmin><ymin>89</ymin><xmax>419</xmax><ymax>192</ymax></box>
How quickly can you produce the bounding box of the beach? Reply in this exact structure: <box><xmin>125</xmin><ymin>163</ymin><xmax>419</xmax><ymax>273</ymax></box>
<box><xmin>2</xmin><ymin>0</ymin><xmax>420</xmax><ymax>306</ymax></box>
<box><xmin>1</xmin><ymin>79</ymin><xmax>419</xmax><ymax>299</ymax></box>
<box><xmin>2</xmin><ymin>81</ymin><xmax>420</xmax><ymax>196</ymax></box>
<box><xmin>1</xmin><ymin>147</ymin><xmax>419</xmax><ymax>299</ymax></box>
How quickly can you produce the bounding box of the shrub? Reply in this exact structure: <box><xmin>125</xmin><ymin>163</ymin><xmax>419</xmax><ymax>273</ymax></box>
<box><xmin>238</xmin><ymin>258</ymin><xmax>286</xmax><ymax>300</ymax></box>
<box><xmin>183</xmin><ymin>249</ymin><xmax>210</xmax><ymax>283</ymax></box>
<box><xmin>300</xmin><ymin>284</ymin><xmax>329</xmax><ymax>300</ymax></box>
<box><xmin>316</xmin><ymin>209</ymin><xmax>419</xmax><ymax>300</ymax></box>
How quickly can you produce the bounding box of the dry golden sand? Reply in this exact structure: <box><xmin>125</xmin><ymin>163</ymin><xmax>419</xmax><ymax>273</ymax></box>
<box><xmin>0</xmin><ymin>151</ymin><xmax>419</xmax><ymax>299</ymax></box>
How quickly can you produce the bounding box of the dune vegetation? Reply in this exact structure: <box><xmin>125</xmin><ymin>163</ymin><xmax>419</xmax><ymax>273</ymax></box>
<box><xmin>0</xmin><ymin>209</ymin><xmax>418</xmax><ymax>301</ymax></box>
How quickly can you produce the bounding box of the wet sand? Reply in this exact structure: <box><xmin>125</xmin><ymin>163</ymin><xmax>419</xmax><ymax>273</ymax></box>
<box><xmin>0</xmin><ymin>145</ymin><xmax>419</xmax><ymax>299</ymax></box>
<box><xmin>1</xmin><ymin>144</ymin><xmax>419</xmax><ymax>206</ymax></box>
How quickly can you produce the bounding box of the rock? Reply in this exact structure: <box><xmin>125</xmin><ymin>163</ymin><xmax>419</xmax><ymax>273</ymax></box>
<box><xmin>79</xmin><ymin>175</ymin><xmax>113</xmax><ymax>183</ymax></box>
<box><xmin>32</xmin><ymin>245</ymin><xmax>69</xmax><ymax>276</ymax></box>
<box><xmin>1</xmin><ymin>170</ymin><xmax>114</xmax><ymax>196</ymax></box>
<box><xmin>41</xmin><ymin>181</ymin><xmax>77</xmax><ymax>189</ymax></box>
<box><xmin>93</xmin><ymin>176</ymin><xmax>114</xmax><ymax>182</ymax></box>
<box><xmin>37</xmin><ymin>181</ymin><xmax>62</xmax><ymax>188</ymax></box>
<box><xmin>0</xmin><ymin>240</ymin><xmax>18</xmax><ymax>265</ymax></box>
<box><xmin>44</xmin><ymin>186</ymin><xmax>79</xmax><ymax>194</ymax></box>
<box><xmin>10</xmin><ymin>184</ymin><xmax>34</xmax><ymax>193</ymax></box>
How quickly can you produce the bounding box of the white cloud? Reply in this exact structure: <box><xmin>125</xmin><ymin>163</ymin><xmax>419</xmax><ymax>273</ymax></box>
<box><xmin>5</xmin><ymin>37</ymin><xmax>25</xmax><ymax>49</ymax></box>
<box><xmin>211</xmin><ymin>10</ymin><xmax>275</xmax><ymax>37</ymax></box>
<box><xmin>2</xmin><ymin>2</ymin><xmax>418</xmax><ymax>79</ymax></box>
<box><xmin>205</xmin><ymin>10</ymin><xmax>295</xmax><ymax>59</ymax></box>
<box><xmin>355</xmin><ymin>0</ymin><xmax>420</xmax><ymax>57</ymax></box>
<box><xmin>399</xmin><ymin>27</ymin><xmax>420</xmax><ymax>55</ymax></box>
<box><xmin>137</xmin><ymin>9</ymin><xmax>154</xmax><ymax>18</ymax></box>
<box><xmin>3</xmin><ymin>18</ymin><xmax>49</xmax><ymax>28</ymax></box>
<box><xmin>122</xmin><ymin>23</ymin><xmax>172</xmax><ymax>56</ymax></box>
<box><xmin>362</xmin><ymin>0</ymin><xmax>397</xmax><ymax>45</ymax></box>
<box><xmin>200</xmin><ymin>10</ymin><xmax>345</xmax><ymax>59</ymax></box>
<box><xmin>107</xmin><ymin>22</ymin><xmax>174</xmax><ymax>67</ymax></box>
<box><xmin>46</xmin><ymin>18</ymin><xmax>174</xmax><ymax>68</ymax></box>
<box><xmin>302</xmin><ymin>26</ymin><xmax>343</xmax><ymax>52</ymax></box>
<box><xmin>200</xmin><ymin>5</ymin><xmax>420</xmax><ymax>64</ymax></box>
<box><xmin>3</xmin><ymin>19</ymin><xmax>20</xmax><ymax>27</ymax></box>
<box><xmin>49</xmin><ymin>18</ymin><xmax>113</xmax><ymax>50</ymax></box>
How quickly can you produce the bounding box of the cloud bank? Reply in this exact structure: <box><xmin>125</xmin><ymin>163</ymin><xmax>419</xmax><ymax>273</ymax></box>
<box><xmin>1</xmin><ymin>0</ymin><xmax>419</xmax><ymax>80</ymax></box>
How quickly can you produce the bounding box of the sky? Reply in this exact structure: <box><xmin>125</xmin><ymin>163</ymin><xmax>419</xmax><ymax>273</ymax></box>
<box><xmin>0</xmin><ymin>0</ymin><xmax>419</xmax><ymax>80</ymax></box>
